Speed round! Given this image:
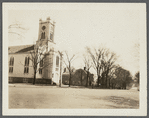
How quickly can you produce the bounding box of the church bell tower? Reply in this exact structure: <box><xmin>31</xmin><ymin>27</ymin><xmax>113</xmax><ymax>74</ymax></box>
<box><xmin>36</xmin><ymin>17</ymin><xmax>55</xmax><ymax>50</ymax></box>
<box><xmin>36</xmin><ymin>17</ymin><xmax>56</xmax><ymax>82</ymax></box>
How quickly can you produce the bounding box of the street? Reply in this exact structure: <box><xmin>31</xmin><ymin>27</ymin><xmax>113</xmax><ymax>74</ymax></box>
<box><xmin>9</xmin><ymin>84</ymin><xmax>139</xmax><ymax>109</ymax></box>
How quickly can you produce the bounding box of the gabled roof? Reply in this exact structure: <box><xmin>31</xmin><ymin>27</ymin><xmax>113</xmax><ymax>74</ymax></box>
<box><xmin>74</xmin><ymin>68</ymin><xmax>94</xmax><ymax>75</ymax></box>
<box><xmin>8</xmin><ymin>44</ymin><xmax>35</xmax><ymax>54</ymax></box>
<box><xmin>62</xmin><ymin>68</ymin><xmax>93</xmax><ymax>75</ymax></box>
<box><xmin>62</xmin><ymin>72</ymin><xmax>75</xmax><ymax>76</ymax></box>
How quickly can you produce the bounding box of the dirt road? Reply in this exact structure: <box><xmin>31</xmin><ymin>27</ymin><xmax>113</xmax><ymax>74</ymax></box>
<box><xmin>9</xmin><ymin>84</ymin><xmax>139</xmax><ymax>109</ymax></box>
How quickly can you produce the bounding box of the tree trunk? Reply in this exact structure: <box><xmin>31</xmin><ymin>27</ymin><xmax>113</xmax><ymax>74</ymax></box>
<box><xmin>97</xmin><ymin>76</ymin><xmax>100</xmax><ymax>87</ymax></box>
<box><xmin>59</xmin><ymin>57</ymin><xmax>62</xmax><ymax>87</ymax></box>
<box><xmin>113</xmin><ymin>84</ymin><xmax>115</xmax><ymax>89</ymax></box>
<box><xmin>33</xmin><ymin>71</ymin><xmax>36</xmax><ymax>85</ymax></box>
<box><xmin>81</xmin><ymin>71</ymin><xmax>82</xmax><ymax>86</ymax></box>
<box><xmin>69</xmin><ymin>73</ymin><xmax>71</xmax><ymax>87</ymax></box>
<box><xmin>101</xmin><ymin>73</ymin><xmax>104</xmax><ymax>87</ymax></box>
<box><xmin>109</xmin><ymin>78</ymin><xmax>110</xmax><ymax>89</ymax></box>
<box><xmin>86</xmin><ymin>71</ymin><xmax>89</xmax><ymax>87</ymax></box>
<box><xmin>105</xmin><ymin>76</ymin><xmax>107</xmax><ymax>88</ymax></box>
<box><xmin>124</xmin><ymin>82</ymin><xmax>126</xmax><ymax>89</ymax></box>
<box><xmin>105</xmin><ymin>72</ymin><xmax>109</xmax><ymax>88</ymax></box>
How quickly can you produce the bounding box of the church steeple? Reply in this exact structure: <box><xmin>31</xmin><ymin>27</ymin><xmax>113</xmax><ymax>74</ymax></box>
<box><xmin>37</xmin><ymin>17</ymin><xmax>55</xmax><ymax>47</ymax></box>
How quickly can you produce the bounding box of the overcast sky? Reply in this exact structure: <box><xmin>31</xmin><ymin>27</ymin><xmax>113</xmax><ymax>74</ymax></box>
<box><xmin>8</xmin><ymin>3</ymin><xmax>144</xmax><ymax>76</ymax></box>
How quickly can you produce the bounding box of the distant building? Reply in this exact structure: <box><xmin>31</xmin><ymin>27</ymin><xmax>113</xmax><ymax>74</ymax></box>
<box><xmin>8</xmin><ymin>17</ymin><xmax>62</xmax><ymax>85</ymax></box>
<box><xmin>62</xmin><ymin>68</ymin><xmax>94</xmax><ymax>86</ymax></box>
<box><xmin>63</xmin><ymin>67</ymin><xmax>76</xmax><ymax>73</ymax></box>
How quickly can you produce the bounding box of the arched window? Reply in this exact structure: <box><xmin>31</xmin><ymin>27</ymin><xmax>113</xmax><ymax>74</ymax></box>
<box><xmin>24</xmin><ymin>57</ymin><xmax>29</xmax><ymax>66</ymax></box>
<box><xmin>40</xmin><ymin>60</ymin><xmax>43</xmax><ymax>67</ymax></box>
<box><xmin>50</xmin><ymin>33</ymin><xmax>53</xmax><ymax>40</ymax></box>
<box><xmin>24</xmin><ymin>57</ymin><xmax>29</xmax><ymax>73</ymax></box>
<box><xmin>39</xmin><ymin>60</ymin><xmax>43</xmax><ymax>74</ymax></box>
<box><xmin>41</xmin><ymin>32</ymin><xmax>45</xmax><ymax>39</ymax></box>
<box><xmin>9</xmin><ymin>57</ymin><xmax>14</xmax><ymax>73</ymax></box>
<box><xmin>56</xmin><ymin>56</ymin><xmax>59</xmax><ymax>67</ymax></box>
<box><xmin>25</xmin><ymin>57</ymin><xmax>27</xmax><ymax>65</ymax></box>
<box><xmin>9</xmin><ymin>57</ymin><xmax>14</xmax><ymax>66</ymax></box>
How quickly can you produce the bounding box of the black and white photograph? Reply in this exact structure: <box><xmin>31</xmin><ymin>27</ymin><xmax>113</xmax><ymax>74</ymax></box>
<box><xmin>3</xmin><ymin>3</ymin><xmax>147</xmax><ymax>116</ymax></box>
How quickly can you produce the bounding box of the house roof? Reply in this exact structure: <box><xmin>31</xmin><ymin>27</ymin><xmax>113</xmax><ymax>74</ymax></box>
<box><xmin>75</xmin><ymin>68</ymin><xmax>87</xmax><ymax>74</ymax></box>
<box><xmin>62</xmin><ymin>68</ymin><xmax>93</xmax><ymax>75</ymax></box>
<box><xmin>75</xmin><ymin>68</ymin><xmax>94</xmax><ymax>75</ymax></box>
<box><xmin>62</xmin><ymin>72</ymin><xmax>75</xmax><ymax>75</ymax></box>
<box><xmin>8</xmin><ymin>44</ymin><xmax>35</xmax><ymax>54</ymax></box>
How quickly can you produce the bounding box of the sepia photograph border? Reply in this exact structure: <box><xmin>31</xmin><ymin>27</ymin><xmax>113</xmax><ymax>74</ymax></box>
<box><xmin>2</xmin><ymin>3</ymin><xmax>147</xmax><ymax>116</ymax></box>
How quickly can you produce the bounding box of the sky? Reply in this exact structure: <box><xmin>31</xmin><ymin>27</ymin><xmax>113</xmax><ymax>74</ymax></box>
<box><xmin>7</xmin><ymin>3</ymin><xmax>142</xmax><ymax>76</ymax></box>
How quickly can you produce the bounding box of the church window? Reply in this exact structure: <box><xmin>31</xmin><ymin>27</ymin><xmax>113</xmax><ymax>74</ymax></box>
<box><xmin>63</xmin><ymin>68</ymin><xmax>66</xmax><ymax>73</ymax></box>
<box><xmin>42</xmin><ymin>26</ymin><xmax>46</xmax><ymax>30</ymax></box>
<box><xmin>41</xmin><ymin>32</ymin><xmax>45</xmax><ymax>39</ymax></box>
<box><xmin>39</xmin><ymin>60</ymin><xmax>43</xmax><ymax>74</ymax></box>
<box><xmin>9</xmin><ymin>57</ymin><xmax>14</xmax><ymax>73</ymax></box>
<box><xmin>24</xmin><ymin>57</ymin><xmax>29</xmax><ymax>73</ymax></box>
<box><xmin>56</xmin><ymin>56</ymin><xmax>59</xmax><ymax>67</ymax></box>
<box><xmin>50</xmin><ymin>33</ymin><xmax>53</xmax><ymax>40</ymax></box>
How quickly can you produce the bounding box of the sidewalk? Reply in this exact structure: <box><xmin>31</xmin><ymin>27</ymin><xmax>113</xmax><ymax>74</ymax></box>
<box><xmin>9</xmin><ymin>83</ymin><xmax>58</xmax><ymax>88</ymax></box>
<box><xmin>9</xmin><ymin>83</ymin><xmax>92</xmax><ymax>89</ymax></box>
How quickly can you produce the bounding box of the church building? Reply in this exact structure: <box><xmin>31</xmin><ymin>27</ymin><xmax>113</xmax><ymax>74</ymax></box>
<box><xmin>8</xmin><ymin>17</ymin><xmax>62</xmax><ymax>85</ymax></box>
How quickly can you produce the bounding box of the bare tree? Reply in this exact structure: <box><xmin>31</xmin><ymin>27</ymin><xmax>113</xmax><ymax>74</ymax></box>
<box><xmin>113</xmin><ymin>66</ymin><xmax>132</xmax><ymax>89</ymax></box>
<box><xmin>86</xmin><ymin>47</ymin><xmax>104</xmax><ymax>87</ymax></box>
<box><xmin>107</xmin><ymin>65</ymin><xmax>118</xmax><ymax>88</ymax></box>
<box><xmin>101</xmin><ymin>49</ymin><xmax>117</xmax><ymax>88</ymax></box>
<box><xmin>83</xmin><ymin>53</ymin><xmax>92</xmax><ymax>87</ymax></box>
<box><xmin>131</xmin><ymin>42</ymin><xmax>140</xmax><ymax>73</ymax></box>
<box><xmin>135</xmin><ymin>71</ymin><xmax>140</xmax><ymax>84</ymax></box>
<box><xmin>63</xmin><ymin>51</ymin><xmax>76</xmax><ymax>87</ymax></box>
<box><xmin>134</xmin><ymin>43</ymin><xmax>140</xmax><ymax>63</ymax></box>
<box><xmin>86</xmin><ymin>46</ymin><xmax>117</xmax><ymax>88</ymax></box>
<box><xmin>27</xmin><ymin>43</ymin><xmax>54</xmax><ymax>85</ymax></box>
<box><xmin>58</xmin><ymin>51</ymin><xmax>63</xmax><ymax>87</ymax></box>
<box><xmin>134</xmin><ymin>43</ymin><xmax>140</xmax><ymax>86</ymax></box>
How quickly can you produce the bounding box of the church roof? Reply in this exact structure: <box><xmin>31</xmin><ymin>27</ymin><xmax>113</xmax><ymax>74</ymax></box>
<box><xmin>8</xmin><ymin>44</ymin><xmax>35</xmax><ymax>54</ymax></box>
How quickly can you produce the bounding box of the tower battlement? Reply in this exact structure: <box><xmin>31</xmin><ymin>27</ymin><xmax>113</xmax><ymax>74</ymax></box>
<box><xmin>38</xmin><ymin>17</ymin><xmax>55</xmax><ymax>43</ymax></box>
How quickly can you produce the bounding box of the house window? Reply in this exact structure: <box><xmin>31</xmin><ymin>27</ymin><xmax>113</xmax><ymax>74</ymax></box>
<box><xmin>56</xmin><ymin>56</ymin><xmax>59</xmax><ymax>67</ymax></box>
<box><xmin>41</xmin><ymin>32</ymin><xmax>45</xmax><ymax>39</ymax></box>
<box><xmin>9</xmin><ymin>57</ymin><xmax>14</xmax><ymax>73</ymax></box>
<box><xmin>39</xmin><ymin>60</ymin><xmax>43</xmax><ymax>74</ymax></box>
<box><xmin>24</xmin><ymin>57</ymin><xmax>29</xmax><ymax>73</ymax></box>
